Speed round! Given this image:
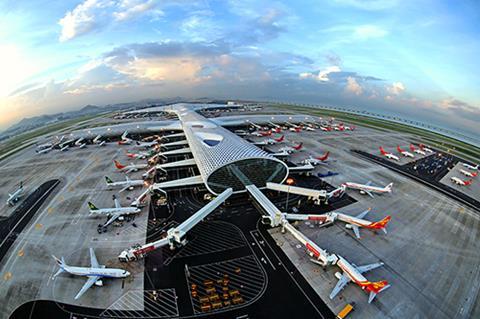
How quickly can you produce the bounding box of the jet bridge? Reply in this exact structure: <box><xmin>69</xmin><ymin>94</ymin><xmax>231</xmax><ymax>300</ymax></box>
<box><xmin>161</xmin><ymin>139</ymin><xmax>189</xmax><ymax>148</ymax></box>
<box><xmin>266</xmin><ymin>182</ymin><xmax>327</xmax><ymax>205</ymax></box>
<box><xmin>119</xmin><ymin>188</ymin><xmax>233</xmax><ymax>262</ymax></box>
<box><xmin>245</xmin><ymin>184</ymin><xmax>284</xmax><ymax>227</ymax></box>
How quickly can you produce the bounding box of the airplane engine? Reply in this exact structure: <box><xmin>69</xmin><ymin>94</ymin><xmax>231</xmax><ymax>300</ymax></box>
<box><xmin>95</xmin><ymin>280</ymin><xmax>104</xmax><ymax>286</ymax></box>
<box><xmin>360</xmin><ymin>190</ymin><xmax>366</xmax><ymax>195</ymax></box>
<box><xmin>335</xmin><ymin>272</ymin><xmax>343</xmax><ymax>280</ymax></box>
<box><xmin>345</xmin><ymin>224</ymin><xmax>353</xmax><ymax>229</ymax></box>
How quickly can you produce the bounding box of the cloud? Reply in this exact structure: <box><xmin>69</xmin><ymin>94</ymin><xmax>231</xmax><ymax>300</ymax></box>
<box><xmin>386</xmin><ymin>82</ymin><xmax>405</xmax><ymax>95</ymax></box>
<box><xmin>345</xmin><ymin>76</ymin><xmax>363</xmax><ymax>95</ymax></box>
<box><xmin>113</xmin><ymin>0</ymin><xmax>160</xmax><ymax>21</ymax></box>
<box><xmin>58</xmin><ymin>0</ymin><xmax>162</xmax><ymax>41</ymax></box>
<box><xmin>333</xmin><ymin>0</ymin><xmax>398</xmax><ymax>11</ymax></box>
<box><xmin>353</xmin><ymin>25</ymin><xmax>388</xmax><ymax>39</ymax></box>
<box><xmin>300</xmin><ymin>66</ymin><xmax>341</xmax><ymax>82</ymax></box>
<box><xmin>325</xmin><ymin>53</ymin><xmax>342</xmax><ymax>66</ymax></box>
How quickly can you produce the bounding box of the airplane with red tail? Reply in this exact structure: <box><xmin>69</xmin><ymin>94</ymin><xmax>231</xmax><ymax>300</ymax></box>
<box><xmin>397</xmin><ymin>145</ymin><xmax>414</xmax><ymax>158</ymax></box>
<box><xmin>379</xmin><ymin>147</ymin><xmax>399</xmax><ymax>161</ymax></box>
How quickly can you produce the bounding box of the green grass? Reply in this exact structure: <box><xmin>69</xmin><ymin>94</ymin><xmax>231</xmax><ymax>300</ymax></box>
<box><xmin>0</xmin><ymin>114</ymin><xmax>101</xmax><ymax>159</ymax></box>
<box><xmin>273</xmin><ymin>104</ymin><xmax>480</xmax><ymax>161</ymax></box>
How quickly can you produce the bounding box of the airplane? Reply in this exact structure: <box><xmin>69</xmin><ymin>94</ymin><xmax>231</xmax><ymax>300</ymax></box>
<box><xmin>461</xmin><ymin>162</ymin><xmax>479</xmax><ymax>171</ymax></box>
<box><xmin>60</xmin><ymin>145</ymin><xmax>69</xmax><ymax>152</ymax></box>
<box><xmin>52</xmin><ymin>248</ymin><xmax>130</xmax><ymax>300</ymax></box>
<box><xmin>75</xmin><ymin>138</ymin><xmax>85</xmax><ymax>146</ymax></box>
<box><xmin>329</xmin><ymin>255</ymin><xmax>390</xmax><ymax>303</ymax></box>
<box><xmin>118</xmin><ymin>131</ymin><xmax>133</xmax><ymax>145</ymax></box>
<box><xmin>279</xmin><ymin>142</ymin><xmax>303</xmax><ymax>154</ymax></box>
<box><xmin>450</xmin><ymin>177</ymin><xmax>473</xmax><ymax>186</ymax></box>
<box><xmin>93</xmin><ymin>135</ymin><xmax>103</xmax><ymax>144</ymax></box>
<box><xmin>379</xmin><ymin>147</ymin><xmax>399</xmax><ymax>161</ymax></box>
<box><xmin>419</xmin><ymin>143</ymin><xmax>434</xmax><ymax>153</ymax></box>
<box><xmin>339</xmin><ymin>208</ymin><xmax>391</xmax><ymax>239</ymax></box>
<box><xmin>6</xmin><ymin>182</ymin><xmax>24</xmax><ymax>206</ymax></box>
<box><xmin>320</xmin><ymin>126</ymin><xmax>332</xmax><ymax>132</ymax></box>
<box><xmin>342</xmin><ymin>181</ymin><xmax>393</xmax><ymax>198</ymax></box>
<box><xmin>409</xmin><ymin>144</ymin><xmax>426</xmax><ymax>155</ymax></box>
<box><xmin>114</xmin><ymin>160</ymin><xmax>148</xmax><ymax>173</ymax></box>
<box><xmin>36</xmin><ymin>146</ymin><xmax>53</xmax><ymax>154</ymax></box>
<box><xmin>459</xmin><ymin>169</ymin><xmax>478</xmax><ymax>177</ymax></box>
<box><xmin>105</xmin><ymin>176</ymin><xmax>146</xmax><ymax>192</ymax></box>
<box><xmin>289</xmin><ymin>126</ymin><xmax>303</xmax><ymax>133</ymax></box>
<box><xmin>253</xmin><ymin>135</ymin><xmax>285</xmax><ymax>146</ymax></box>
<box><xmin>88</xmin><ymin>195</ymin><xmax>142</xmax><ymax>228</ymax></box>
<box><xmin>250</xmin><ymin>130</ymin><xmax>272</xmax><ymax>137</ymax></box>
<box><xmin>301</xmin><ymin>152</ymin><xmax>330</xmax><ymax>166</ymax></box>
<box><xmin>126</xmin><ymin>150</ymin><xmax>154</xmax><ymax>160</ymax></box>
<box><xmin>397</xmin><ymin>146</ymin><xmax>414</xmax><ymax>158</ymax></box>
<box><xmin>131</xmin><ymin>140</ymin><xmax>158</xmax><ymax>149</ymax></box>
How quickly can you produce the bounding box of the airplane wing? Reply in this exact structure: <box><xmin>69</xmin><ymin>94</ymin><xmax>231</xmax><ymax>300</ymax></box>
<box><xmin>126</xmin><ymin>167</ymin><xmax>134</xmax><ymax>174</ymax></box>
<box><xmin>352</xmin><ymin>225</ymin><xmax>361</xmax><ymax>239</ymax></box>
<box><xmin>103</xmin><ymin>213</ymin><xmax>121</xmax><ymax>227</ymax></box>
<box><xmin>365</xmin><ymin>181</ymin><xmax>372</xmax><ymax>186</ymax></box>
<box><xmin>75</xmin><ymin>275</ymin><xmax>100</xmax><ymax>300</ymax></box>
<box><xmin>329</xmin><ymin>273</ymin><xmax>351</xmax><ymax>300</ymax></box>
<box><xmin>119</xmin><ymin>185</ymin><xmax>130</xmax><ymax>193</ymax></box>
<box><xmin>89</xmin><ymin>248</ymin><xmax>100</xmax><ymax>268</ymax></box>
<box><xmin>356</xmin><ymin>208</ymin><xmax>371</xmax><ymax>219</ymax></box>
<box><xmin>365</xmin><ymin>190</ymin><xmax>374</xmax><ymax>198</ymax></box>
<box><xmin>356</xmin><ymin>262</ymin><xmax>384</xmax><ymax>274</ymax></box>
<box><xmin>114</xmin><ymin>197</ymin><xmax>122</xmax><ymax>209</ymax></box>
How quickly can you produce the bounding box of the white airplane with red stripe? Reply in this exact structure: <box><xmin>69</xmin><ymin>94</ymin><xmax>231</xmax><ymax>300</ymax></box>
<box><xmin>342</xmin><ymin>181</ymin><xmax>393</xmax><ymax>198</ymax></box>
<box><xmin>409</xmin><ymin>144</ymin><xmax>426</xmax><ymax>155</ymax></box>
<box><xmin>114</xmin><ymin>160</ymin><xmax>148</xmax><ymax>173</ymax></box>
<box><xmin>419</xmin><ymin>143</ymin><xmax>433</xmax><ymax>153</ymax></box>
<box><xmin>379</xmin><ymin>147</ymin><xmax>399</xmax><ymax>161</ymax></box>
<box><xmin>279</xmin><ymin>142</ymin><xmax>303</xmax><ymax>154</ymax></box>
<box><xmin>253</xmin><ymin>135</ymin><xmax>284</xmax><ymax>146</ymax></box>
<box><xmin>397</xmin><ymin>145</ymin><xmax>414</xmax><ymax>158</ymax></box>
<box><xmin>459</xmin><ymin>169</ymin><xmax>478</xmax><ymax>178</ymax></box>
<box><xmin>451</xmin><ymin>177</ymin><xmax>473</xmax><ymax>186</ymax></box>
<box><xmin>118</xmin><ymin>131</ymin><xmax>133</xmax><ymax>145</ymax></box>
<box><xmin>301</xmin><ymin>151</ymin><xmax>330</xmax><ymax>165</ymax></box>
<box><xmin>462</xmin><ymin>162</ymin><xmax>479</xmax><ymax>171</ymax></box>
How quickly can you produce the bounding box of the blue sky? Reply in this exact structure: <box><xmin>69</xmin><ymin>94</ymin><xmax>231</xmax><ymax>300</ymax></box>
<box><xmin>0</xmin><ymin>0</ymin><xmax>479</xmax><ymax>137</ymax></box>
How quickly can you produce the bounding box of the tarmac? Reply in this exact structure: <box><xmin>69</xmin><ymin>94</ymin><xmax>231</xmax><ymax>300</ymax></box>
<box><xmin>1</xmin><ymin>106</ymin><xmax>480</xmax><ymax>319</ymax></box>
<box><xmin>440</xmin><ymin>162</ymin><xmax>480</xmax><ymax>202</ymax></box>
<box><xmin>0</xmin><ymin>142</ymin><xmax>148</xmax><ymax>318</ymax></box>
<box><xmin>259</xmin><ymin>124</ymin><xmax>480</xmax><ymax>319</ymax></box>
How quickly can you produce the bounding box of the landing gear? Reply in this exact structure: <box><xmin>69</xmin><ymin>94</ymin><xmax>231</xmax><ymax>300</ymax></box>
<box><xmin>97</xmin><ymin>224</ymin><xmax>107</xmax><ymax>233</ymax></box>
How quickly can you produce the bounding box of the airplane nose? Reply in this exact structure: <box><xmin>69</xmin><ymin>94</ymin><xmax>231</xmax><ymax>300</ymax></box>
<box><xmin>126</xmin><ymin>271</ymin><xmax>131</xmax><ymax>276</ymax></box>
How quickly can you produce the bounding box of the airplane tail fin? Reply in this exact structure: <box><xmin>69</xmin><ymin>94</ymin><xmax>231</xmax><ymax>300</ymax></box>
<box><xmin>396</xmin><ymin>145</ymin><xmax>403</xmax><ymax>153</ymax></box>
<box><xmin>87</xmin><ymin>202</ymin><xmax>98</xmax><ymax>212</ymax></box>
<box><xmin>295</xmin><ymin>142</ymin><xmax>303</xmax><ymax>150</ymax></box>
<box><xmin>317</xmin><ymin>151</ymin><xmax>330</xmax><ymax>161</ymax></box>
<box><xmin>409</xmin><ymin>144</ymin><xmax>415</xmax><ymax>152</ymax></box>
<box><xmin>52</xmin><ymin>255</ymin><xmax>66</xmax><ymax>278</ymax></box>
<box><xmin>379</xmin><ymin>147</ymin><xmax>386</xmax><ymax>155</ymax></box>
<box><xmin>385</xmin><ymin>182</ymin><xmax>393</xmax><ymax>192</ymax></box>
<box><xmin>105</xmin><ymin>176</ymin><xmax>114</xmax><ymax>184</ymax></box>
<box><xmin>367</xmin><ymin>216</ymin><xmax>392</xmax><ymax>232</ymax></box>
<box><xmin>473</xmin><ymin>172</ymin><xmax>478</xmax><ymax>177</ymax></box>
<box><xmin>114</xmin><ymin>160</ymin><xmax>125</xmax><ymax>169</ymax></box>
<box><xmin>362</xmin><ymin>280</ymin><xmax>390</xmax><ymax>303</ymax></box>
<box><xmin>465</xmin><ymin>179</ymin><xmax>473</xmax><ymax>186</ymax></box>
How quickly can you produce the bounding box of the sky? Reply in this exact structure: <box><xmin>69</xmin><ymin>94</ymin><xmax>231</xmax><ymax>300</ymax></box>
<box><xmin>0</xmin><ymin>0</ymin><xmax>479</xmax><ymax>137</ymax></box>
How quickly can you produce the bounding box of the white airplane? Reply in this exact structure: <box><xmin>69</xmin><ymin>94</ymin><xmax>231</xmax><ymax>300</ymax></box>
<box><xmin>132</xmin><ymin>140</ymin><xmax>158</xmax><ymax>149</ymax></box>
<box><xmin>88</xmin><ymin>195</ymin><xmax>141</xmax><ymax>228</ymax></box>
<box><xmin>339</xmin><ymin>208</ymin><xmax>391</xmax><ymax>239</ymax></box>
<box><xmin>93</xmin><ymin>135</ymin><xmax>103</xmax><ymax>144</ymax></box>
<box><xmin>36</xmin><ymin>146</ymin><xmax>53</xmax><ymax>154</ymax></box>
<box><xmin>6</xmin><ymin>182</ymin><xmax>24</xmax><ymax>206</ymax></box>
<box><xmin>118</xmin><ymin>131</ymin><xmax>133</xmax><ymax>145</ymax></box>
<box><xmin>52</xmin><ymin>248</ymin><xmax>130</xmax><ymax>300</ymax></box>
<box><xmin>459</xmin><ymin>169</ymin><xmax>478</xmax><ymax>178</ymax></box>
<box><xmin>419</xmin><ymin>143</ymin><xmax>434</xmax><ymax>153</ymax></box>
<box><xmin>105</xmin><ymin>176</ymin><xmax>146</xmax><ymax>192</ymax></box>
<box><xmin>409</xmin><ymin>144</ymin><xmax>426</xmax><ymax>155</ymax></box>
<box><xmin>451</xmin><ymin>177</ymin><xmax>473</xmax><ymax>186</ymax></box>
<box><xmin>342</xmin><ymin>181</ymin><xmax>393</xmax><ymax>198</ymax></box>
<box><xmin>279</xmin><ymin>142</ymin><xmax>303</xmax><ymax>154</ymax></box>
<box><xmin>329</xmin><ymin>255</ymin><xmax>390</xmax><ymax>303</ymax></box>
<box><xmin>320</xmin><ymin>126</ymin><xmax>332</xmax><ymax>132</ymax></box>
<box><xmin>250</xmin><ymin>130</ymin><xmax>272</xmax><ymax>137</ymax></box>
<box><xmin>301</xmin><ymin>152</ymin><xmax>330</xmax><ymax>166</ymax></box>
<box><xmin>461</xmin><ymin>162</ymin><xmax>479</xmax><ymax>171</ymax></box>
<box><xmin>114</xmin><ymin>160</ymin><xmax>148</xmax><ymax>173</ymax></box>
<box><xmin>253</xmin><ymin>135</ymin><xmax>285</xmax><ymax>146</ymax></box>
<box><xmin>379</xmin><ymin>147</ymin><xmax>399</xmax><ymax>161</ymax></box>
<box><xmin>75</xmin><ymin>138</ymin><xmax>85</xmax><ymax>146</ymax></box>
<box><xmin>396</xmin><ymin>146</ymin><xmax>414</xmax><ymax>158</ymax></box>
<box><xmin>126</xmin><ymin>151</ymin><xmax>153</xmax><ymax>160</ymax></box>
